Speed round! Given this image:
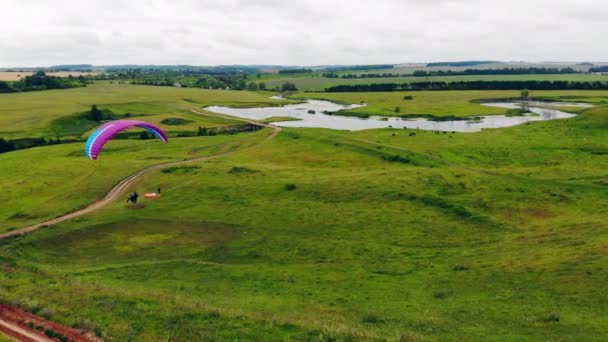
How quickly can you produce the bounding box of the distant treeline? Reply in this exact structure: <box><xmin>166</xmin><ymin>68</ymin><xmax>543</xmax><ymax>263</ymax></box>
<box><xmin>325</xmin><ymin>80</ymin><xmax>608</xmax><ymax>92</ymax></box>
<box><xmin>278</xmin><ymin>69</ymin><xmax>313</xmax><ymax>74</ymax></box>
<box><xmin>322</xmin><ymin>72</ymin><xmax>404</xmax><ymax>78</ymax></box>
<box><xmin>0</xmin><ymin>71</ymin><xmax>88</xmax><ymax>93</ymax></box>
<box><xmin>426</xmin><ymin>61</ymin><xmax>499</xmax><ymax>67</ymax></box>
<box><xmin>590</xmin><ymin>66</ymin><xmax>608</xmax><ymax>73</ymax></box>
<box><xmin>412</xmin><ymin>67</ymin><xmax>579</xmax><ymax>76</ymax></box>
<box><xmin>0</xmin><ymin>137</ymin><xmax>68</xmax><ymax>154</ymax></box>
<box><xmin>98</xmin><ymin>69</ymin><xmax>251</xmax><ymax>90</ymax></box>
<box><xmin>103</xmin><ymin>65</ymin><xmax>259</xmax><ymax>75</ymax></box>
<box><xmin>320</xmin><ymin>67</ymin><xmax>579</xmax><ymax>79</ymax></box>
<box><xmin>322</xmin><ymin>64</ymin><xmax>394</xmax><ymax>72</ymax></box>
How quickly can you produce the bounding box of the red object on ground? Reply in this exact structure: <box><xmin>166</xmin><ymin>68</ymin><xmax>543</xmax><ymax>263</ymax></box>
<box><xmin>0</xmin><ymin>304</ymin><xmax>103</xmax><ymax>342</ymax></box>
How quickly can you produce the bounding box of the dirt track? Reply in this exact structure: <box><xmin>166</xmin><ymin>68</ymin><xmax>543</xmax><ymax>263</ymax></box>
<box><xmin>0</xmin><ymin>116</ymin><xmax>280</xmax><ymax>240</ymax></box>
<box><xmin>0</xmin><ymin>304</ymin><xmax>102</xmax><ymax>342</ymax></box>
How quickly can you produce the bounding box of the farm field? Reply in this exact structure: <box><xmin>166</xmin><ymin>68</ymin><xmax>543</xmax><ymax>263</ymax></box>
<box><xmin>0</xmin><ymin>71</ymin><xmax>100</xmax><ymax>81</ymax></box>
<box><xmin>259</xmin><ymin>73</ymin><xmax>608</xmax><ymax>91</ymax></box>
<box><xmin>0</xmin><ymin>83</ymin><xmax>607</xmax><ymax>340</ymax></box>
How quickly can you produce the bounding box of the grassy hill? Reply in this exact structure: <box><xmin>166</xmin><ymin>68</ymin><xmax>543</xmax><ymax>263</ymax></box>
<box><xmin>0</xmin><ymin>83</ymin><xmax>606</xmax><ymax>340</ymax></box>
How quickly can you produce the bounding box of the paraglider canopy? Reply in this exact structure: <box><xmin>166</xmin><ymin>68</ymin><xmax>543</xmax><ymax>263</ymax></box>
<box><xmin>85</xmin><ymin>119</ymin><xmax>168</xmax><ymax>160</ymax></box>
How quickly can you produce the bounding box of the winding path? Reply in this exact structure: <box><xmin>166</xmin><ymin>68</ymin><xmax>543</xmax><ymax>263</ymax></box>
<box><xmin>0</xmin><ymin>115</ymin><xmax>281</xmax><ymax>240</ymax></box>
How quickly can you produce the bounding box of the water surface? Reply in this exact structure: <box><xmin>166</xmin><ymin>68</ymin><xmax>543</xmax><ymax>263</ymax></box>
<box><xmin>205</xmin><ymin>98</ymin><xmax>587</xmax><ymax>132</ymax></box>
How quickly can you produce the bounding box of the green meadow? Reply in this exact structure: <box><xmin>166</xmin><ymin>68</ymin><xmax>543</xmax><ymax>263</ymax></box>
<box><xmin>294</xmin><ymin>90</ymin><xmax>608</xmax><ymax>118</ymax></box>
<box><xmin>0</xmin><ymin>82</ymin><xmax>289</xmax><ymax>139</ymax></box>
<box><xmin>0</xmin><ymin>83</ymin><xmax>607</xmax><ymax>340</ymax></box>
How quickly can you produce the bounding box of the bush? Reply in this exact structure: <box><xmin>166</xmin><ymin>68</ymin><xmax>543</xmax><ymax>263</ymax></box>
<box><xmin>229</xmin><ymin>166</ymin><xmax>258</xmax><ymax>174</ymax></box>
<box><xmin>381</xmin><ymin>154</ymin><xmax>410</xmax><ymax>163</ymax></box>
<box><xmin>362</xmin><ymin>313</ymin><xmax>383</xmax><ymax>324</ymax></box>
<box><xmin>139</xmin><ymin>131</ymin><xmax>151</xmax><ymax>140</ymax></box>
<box><xmin>403</xmin><ymin>95</ymin><xmax>414</xmax><ymax>100</ymax></box>
<box><xmin>39</xmin><ymin>307</ymin><xmax>53</xmax><ymax>319</ymax></box>
<box><xmin>433</xmin><ymin>292</ymin><xmax>448</xmax><ymax>299</ymax></box>
<box><xmin>543</xmin><ymin>313</ymin><xmax>560</xmax><ymax>322</ymax></box>
<box><xmin>208</xmin><ymin>309</ymin><xmax>220</xmax><ymax>318</ymax></box>
<box><xmin>453</xmin><ymin>265</ymin><xmax>469</xmax><ymax>271</ymax></box>
<box><xmin>161</xmin><ymin>166</ymin><xmax>200</xmax><ymax>174</ymax></box>
<box><xmin>284</xmin><ymin>184</ymin><xmax>297</xmax><ymax>191</ymax></box>
<box><xmin>161</xmin><ymin>118</ymin><xmax>194</xmax><ymax>125</ymax></box>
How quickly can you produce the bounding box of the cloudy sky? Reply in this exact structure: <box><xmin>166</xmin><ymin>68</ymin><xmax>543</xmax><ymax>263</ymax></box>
<box><xmin>1</xmin><ymin>0</ymin><xmax>606</xmax><ymax>67</ymax></box>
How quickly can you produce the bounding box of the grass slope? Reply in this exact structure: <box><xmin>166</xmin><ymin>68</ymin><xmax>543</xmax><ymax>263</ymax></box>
<box><xmin>0</xmin><ymin>101</ymin><xmax>606</xmax><ymax>340</ymax></box>
<box><xmin>0</xmin><ymin>82</ymin><xmax>285</xmax><ymax>139</ymax></box>
<box><xmin>296</xmin><ymin>90</ymin><xmax>608</xmax><ymax>118</ymax></box>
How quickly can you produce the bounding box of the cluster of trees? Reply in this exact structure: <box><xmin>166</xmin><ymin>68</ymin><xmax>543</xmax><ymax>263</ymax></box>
<box><xmin>412</xmin><ymin>67</ymin><xmax>579</xmax><ymax>77</ymax></box>
<box><xmin>590</xmin><ymin>66</ymin><xmax>608</xmax><ymax>73</ymax></box>
<box><xmin>130</xmin><ymin>73</ymin><xmax>250</xmax><ymax>90</ymax></box>
<box><xmin>0</xmin><ymin>71</ymin><xmax>88</xmax><ymax>93</ymax></box>
<box><xmin>325</xmin><ymin>80</ymin><xmax>608</xmax><ymax>92</ymax></box>
<box><xmin>278</xmin><ymin>69</ymin><xmax>313</xmax><ymax>74</ymax></box>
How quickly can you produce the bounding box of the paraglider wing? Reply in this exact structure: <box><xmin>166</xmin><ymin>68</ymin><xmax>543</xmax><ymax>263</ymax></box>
<box><xmin>85</xmin><ymin>119</ymin><xmax>168</xmax><ymax>160</ymax></box>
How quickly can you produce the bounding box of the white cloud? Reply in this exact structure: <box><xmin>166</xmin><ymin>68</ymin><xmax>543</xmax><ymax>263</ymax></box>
<box><xmin>0</xmin><ymin>0</ymin><xmax>606</xmax><ymax>66</ymax></box>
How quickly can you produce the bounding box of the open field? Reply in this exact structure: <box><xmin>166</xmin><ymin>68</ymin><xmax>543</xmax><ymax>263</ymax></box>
<box><xmin>0</xmin><ymin>84</ymin><xmax>607</xmax><ymax>340</ymax></box>
<box><xmin>0</xmin><ymin>82</ymin><xmax>290</xmax><ymax>139</ymax></box>
<box><xmin>0</xmin><ymin>71</ymin><xmax>100</xmax><ymax>81</ymax></box>
<box><xmin>295</xmin><ymin>90</ymin><xmax>608</xmax><ymax>117</ymax></box>
<box><xmin>260</xmin><ymin>73</ymin><xmax>608</xmax><ymax>91</ymax></box>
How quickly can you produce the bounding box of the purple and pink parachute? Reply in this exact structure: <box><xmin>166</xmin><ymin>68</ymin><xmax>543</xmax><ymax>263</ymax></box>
<box><xmin>85</xmin><ymin>120</ymin><xmax>167</xmax><ymax>160</ymax></box>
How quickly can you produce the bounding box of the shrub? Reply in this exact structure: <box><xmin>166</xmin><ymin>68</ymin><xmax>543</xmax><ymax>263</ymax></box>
<box><xmin>543</xmin><ymin>313</ymin><xmax>560</xmax><ymax>322</ymax></box>
<box><xmin>403</xmin><ymin>95</ymin><xmax>414</xmax><ymax>100</ymax></box>
<box><xmin>39</xmin><ymin>307</ymin><xmax>53</xmax><ymax>319</ymax></box>
<box><xmin>229</xmin><ymin>166</ymin><xmax>258</xmax><ymax>174</ymax></box>
<box><xmin>161</xmin><ymin>118</ymin><xmax>194</xmax><ymax>125</ymax></box>
<box><xmin>161</xmin><ymin>166</ymin><xmax>200</xmax><ymax>174</ymax></box>
<box><xmin>284</xmin><ymin>184</ymin><xmax>297</xmax><ymax>191</ymax></box>
<box><xmin>208</xmin><ymin>309</ymin><xmax>220</xmax><ymax>318</ymax></box>
<box><xmin>362</xmin><ymin>313</ymin><xmax>383</xmax><ymax>324</ymax></box>
<box><xmin>433</xmin><ymin>292</ymin><xmax>448</xmax><ymax>299</ymax></box>
<box><xmin>381</xmin><ymin>154</ymin><xmax>410</xmax><ymax>163</ymax></box>
<box><xmin>453</xmin><ymin>265</ymin><xmax>469</xmax><ymax>271</ymax></box>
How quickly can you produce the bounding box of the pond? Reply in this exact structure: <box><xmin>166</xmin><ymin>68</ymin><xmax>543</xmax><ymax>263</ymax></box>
<box><xmin>205</xmin><ymin>98</ymin><xmax>589</xmax><ymax>132</ymax></box>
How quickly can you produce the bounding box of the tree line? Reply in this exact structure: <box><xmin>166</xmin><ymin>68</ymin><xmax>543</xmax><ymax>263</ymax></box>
<box><xmin>278</xmin><ymin>69</ymin><xmax>313</xmax><ymax>74</ymax></box>
<box><xmin>426</xmin><ymin>61</ymin><xmax>498</xmax><ymax>67</ymax></box>
<box><xmin>412</xmin><ymin>67</ymin><xmax>579</xmax><ymax>77</ymax></box>
<box><xmin>589</xmin><ymin>66</ymin><xmax>608</xmax><ymax>73</ymax></box>
<box><xmin>322</xmin><ymin>64</ymin><xmax>394</xmax><ymax>72</ymax></box>
<box><xmin>0</xmin><ymin>71</ymin><xmax>88</xmax><ymax>93</ymax></box>
<box><xmin>325</xmin><ymin>80</ymin><xmax>608</xmax><ymax>92</ymax></box>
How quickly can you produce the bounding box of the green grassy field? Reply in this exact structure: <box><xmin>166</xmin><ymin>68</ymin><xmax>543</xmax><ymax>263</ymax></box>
<box><xmin>259</xmin><ymin>73</ymin><xmax>608</xmax><ymax>92</ymax></box>
<box><xmin>294</xmin><ymin>90</ymin><xmax>608</xmax><ymax>118</ymax></box>
<box><xmin>0</xmin><ymin>82</ymin><xmax>288</xmax><ymax>139</ymax></box>
<box><xmin>0</xmin><ymin>84</ymin><xmax>607</xmax><ymax>340</ymax></box>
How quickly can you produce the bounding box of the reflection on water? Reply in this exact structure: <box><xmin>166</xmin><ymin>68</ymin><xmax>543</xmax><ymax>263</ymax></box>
<box><xmin>205</xmin><ymin>98</ymin><xmax>587</xmax><ymax>132</ymax></box>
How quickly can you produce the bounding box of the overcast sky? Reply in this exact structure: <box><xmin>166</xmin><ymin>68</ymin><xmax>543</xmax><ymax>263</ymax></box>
<box><xmin>1</xmin><ymin>0</ymin><xmax>606</xmax><ymax>67</ymax></box>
